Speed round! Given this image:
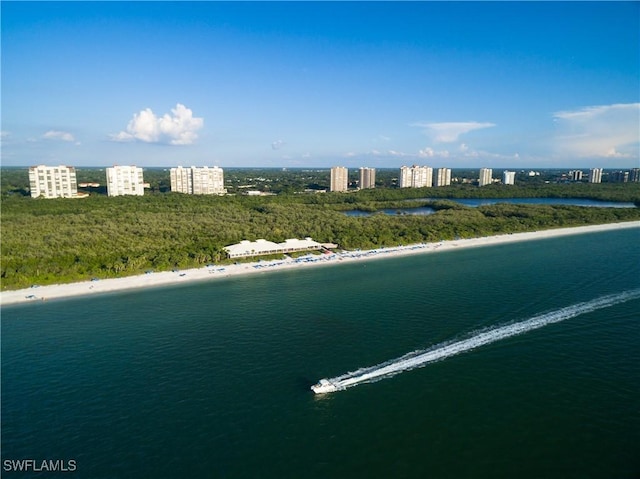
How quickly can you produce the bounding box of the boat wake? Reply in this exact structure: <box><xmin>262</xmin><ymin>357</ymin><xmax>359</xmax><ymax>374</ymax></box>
<box><xmin>312</xmin><ymin>288</ymin><xmax>640</xmax><ymax>393</ymax></box>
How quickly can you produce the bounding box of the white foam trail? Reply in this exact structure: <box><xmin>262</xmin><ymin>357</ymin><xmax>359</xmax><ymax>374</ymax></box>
<box><xmin>324</xmin><ymin>289</ymin><xmax>640</xmax><ymax>392</ymax></box>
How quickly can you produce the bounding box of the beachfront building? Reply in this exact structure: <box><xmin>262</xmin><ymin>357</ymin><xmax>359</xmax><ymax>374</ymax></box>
<box><xmin>225</xmin><ymin>237</ymin><xmax>322</xmax><ymax>259</ymax></box>
<box><xmin>170</xmin><ymin>166</ymin><xmax>227</xmax><ymax>195</ymax></box>
<box><xmin>502</xmin><ymin>170</ymin><xmax>516</xmax><ymax>185</ymax></box>
<box><xmin>28</xmin><ymin>165</ymin><xmax>78</xmax><ymax>198</ymax></box>
<box><xmin>359</xmin><ymin>167</ymin><xmax>376</xmax><ymax>189</ymax></box>
<box><xmin>433</xmin><ymin>168</ymin><xmax>451</xmax><ymax>187</ymax></box>
<box><xmin>629</xmin><ymin>168</ymin><xmax>640</xmax><ymax>182</ymax></box>
<box><xmin>106</xmin><ymin>166</ymin><xmax>144</xmax><ymax>197</ymax></box>
<box><xmin>330</xmin><ymin>166</ymin><xmax>348</xmax><ymax>192</ymax></box>
<box><xmin>478</xmin><ymin>168</ymin><xmax>493</xmax><ymax>186</ymax></box>
<box><xmin>589</xmin><ymin>168</ymin><xmax>603</xmax><ymax>184</ymax></box>
<box><xmin>400</xmin><ymin>165</ymin><xmax>433</xmax><ymax>188</ymax></box>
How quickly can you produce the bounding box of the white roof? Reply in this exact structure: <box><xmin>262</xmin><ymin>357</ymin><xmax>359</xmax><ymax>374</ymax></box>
<box><xmin>225</xmin><ymin>237</ymin><xmax>321</xmax><ymax>257</ymax></box>
<box><xmin>282</xmin><ymin>237</ymin><xmax>321</xmax><ymax>249</ymax></box>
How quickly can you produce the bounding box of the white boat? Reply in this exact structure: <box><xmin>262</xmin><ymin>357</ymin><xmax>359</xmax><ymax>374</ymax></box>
<box><xmin>311</xmin><ymin>378</ymin><xmax>338</xmax><ymax>394</ymax></box>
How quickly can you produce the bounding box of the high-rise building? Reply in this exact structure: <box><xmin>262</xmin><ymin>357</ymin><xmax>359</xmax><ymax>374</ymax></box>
<box><xmin>629</xmin><ymin>168</ymin><xmax>640</xmax><ymax>183</ymax></box>
<box><xmin>106</xmin><ymin>165</ymin><xmax>145</xmax><ymax>197</ymax></box>
<box><xmin>478</xmin><ymin>168</ymin><xmax>493</xmax><ymax>186</ymax></box>
<box><xmin>569</xmin><ymin>170</ymin><xmax>583</xmax><ymax>181</ymax></box>
<box><xmin>433</xmin><ymin>168</ymin><xmax>451</xmax><ymax>187</ymax></box>
<box><xmin>589</xmin><ymin>168</ymin><xmax>603</xmax><ymax>184</ymax></box>
<box><xmin>330</xmin><ymin>166</ymin><xmax>348</xmax><ymax>192</ymax></box>
<box><xmin>502</xmin><ymin>170</ymin><xmax>516</xmax><ymax>185</ymax></box>
<box><xmin>609</xmin><ymin>170</ymin><xmax>629</xmax><ymax>183</ymax></box>
<box><xmin>170</xmin><ymin>166</ymin><xmax>227</xmax><ymax>195</ymax></box>
<box><xmin>170</xmin><ymin>166</ymin><xmax>192</xmax><ymax>194</ymax></box>
<box><xmin>399</xmin><ymin>165</ymin><xmax>433</xmax><ymax>188</ymax></box>
<box><xmin>28</xmin><ymin>165</ymin><xmax>78</xmax><ymax>198</ymax></box>
<box><xmin>359</xmin><ymin>167</ymin><xmax>376</xmax><ymax>189</ymax></box>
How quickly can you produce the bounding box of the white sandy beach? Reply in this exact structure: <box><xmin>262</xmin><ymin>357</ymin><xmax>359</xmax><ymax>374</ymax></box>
<box><xmin>2</xmin><ymin>221</ymin><xmax>639</xmax><ymax>306</ymax></box>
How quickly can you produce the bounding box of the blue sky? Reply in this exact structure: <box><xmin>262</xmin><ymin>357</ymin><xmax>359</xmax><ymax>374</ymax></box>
<box><xmin>2</xmin><ymin>1</ymin><xmax>639</xmax><ymax>168</ymax></box>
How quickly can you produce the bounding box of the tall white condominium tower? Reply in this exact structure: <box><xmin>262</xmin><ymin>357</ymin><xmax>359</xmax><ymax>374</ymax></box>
<box><xmin>171</xmin><ymin>166</ymin><xmax>227</xmax><ymax>195</ymax></box>
<box><xmin>433</xmin><ymin>168</ymin><xmax>452</xmax><ymax>187</ymax></box>
<box><xmin>569</xmin><ymin>170</ymin><xmax>583</xmax><ymax>181</ymax></box>
<box><xmin>502</xmin><ymin>170</ymin><xmax>516</xmax><ymax>185</ymax></box>
<box><xmin>589</xmin><ymin>168</ymin><xmax>603</xmax><ymax>184</ymax></box>
<box><xmin>630</xmin><ymin>168</ymin><xmax>640</xmax><ymax>183</ymax></box>
<box><xmin>478</xmin><ymin>168</ymin><xmax>493</xmax><ymax>186</ymax></box>
<box><xmin>170</xmin><ymin>166</ymin><xmax>192</xmax><ymax>194</ymax></box>
<box><xmin>28</xmin><ymin>165</ymin><xmax>78</xmax><ymax>198</ymax></box>
<box><xmin>330</xmin><ymin>166</ymin><xmax>348</xmax><ymax>192</ymax></box>
<box><xmin>399</xmin><ymin>165</ymin><xmax>433</xmax><ymax>188</ymax></box>
<box><xmin>106</xmin><ymin>165</ymin><xmax>145</xmax><ymax>197</ymax></box>
<box><xmin>359</xmin><ymin>167</ymin><xmax>376</xmax><ymax>189</ymax></box>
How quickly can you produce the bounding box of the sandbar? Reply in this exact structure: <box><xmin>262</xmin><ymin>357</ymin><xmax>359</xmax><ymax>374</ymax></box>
<box><xmin>2</xmin><ymin>221</ymin><xmax>638</xmax><ymax>306</ymax></box>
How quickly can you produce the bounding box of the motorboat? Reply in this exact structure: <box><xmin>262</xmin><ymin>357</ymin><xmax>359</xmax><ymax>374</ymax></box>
<box><xmin>311</xmin><ymin>378</ymin><xmax>338</xmax><ymax>394</ymax></box>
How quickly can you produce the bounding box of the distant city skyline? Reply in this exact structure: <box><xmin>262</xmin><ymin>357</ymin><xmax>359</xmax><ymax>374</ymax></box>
<box><xmin>1</xmin><ymin>2</ymin><xmax>638</xmax><ymax>169</ymax></box>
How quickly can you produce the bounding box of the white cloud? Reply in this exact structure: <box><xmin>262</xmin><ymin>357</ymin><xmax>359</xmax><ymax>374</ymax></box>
<box><xmin>553</xmin><ymin>103</ymin><xmax>640</xmax><ymax>159</ymax></box>
<box><xmin>411</xmin><ymin>121</ymin><xmax>496</xmax><ymax>143</ymax></box>
<box><xmin>43</xmin><ymin>130</ymin><xmax>75</xmax><ymax>142</ymax></box>
<box><xmin>417</xmin><ymin>147</ymin><xmax>450</xmax><ymax>158</ymax></box>
<box><xmin>271</xmin><ymin>139</ymin><xmax>285</xmax><ymax>150</ymax></box>
<box><xmin>111</xmin><ymin>103</ymin><xmax>203</xmax><ymax>145</ymax></box>
<box><xmin>387</xmin><ymin>150</ymin><xmax>406</xmax><ymax>157</ymax></box>
<box><xmin>419</xmin><ymin>147</ymin><xmax>434</xmax><ymax>157</ymax></box>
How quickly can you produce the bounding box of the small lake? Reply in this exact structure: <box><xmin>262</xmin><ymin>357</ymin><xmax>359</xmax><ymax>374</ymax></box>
<box><xmin>344</xmin><ymin>198</ymin><xmax>636</xmax><ymax>217</ymax></box>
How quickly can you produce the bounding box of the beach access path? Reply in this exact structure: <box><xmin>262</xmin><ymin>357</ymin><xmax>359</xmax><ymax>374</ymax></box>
<box><xmin>2</xmin><ymin>221</ymin><xmax>638</xmax><ymax>306</ymax></box>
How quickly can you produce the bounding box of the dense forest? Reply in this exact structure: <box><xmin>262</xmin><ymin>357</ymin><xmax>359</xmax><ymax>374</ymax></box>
<box><xmin>2</xmin><ymin>168</ymin><xmax>639</xmax><ymax>290</ymax></box>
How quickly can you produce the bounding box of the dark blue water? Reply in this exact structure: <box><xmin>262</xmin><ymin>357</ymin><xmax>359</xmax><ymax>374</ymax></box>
<box><xmin>2</xmin><ymin>228</ymin><xmax>639</xmax><ymax>478</ymax></box>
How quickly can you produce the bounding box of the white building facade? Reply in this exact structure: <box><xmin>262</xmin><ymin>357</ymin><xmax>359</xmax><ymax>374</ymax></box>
<box><xmin>170</xmin><ymin>166</ymin><xmax>227</xmax><ymax>195</ymax></box>
<box><xmin>170</xmin><ymin>166</ymin><xmax>192</xmax><ymax>194</ymax></box>
<box><xmin>433</xmin><ymin>168</ymin><xmax>452</xmax><ymax>187</ymax></box>
<box><xmin>359</xmin><ymin>167</ymin><xmax>376</xmax><ymax>189</ymax></box>
<box><xmin>106</xmin><ymin>166</ymin><xmax>145</xmax><ymax>197</ymax></box>
<box><xmin>400</xmin><ymin>165</ymin><xmax>433</xmax><ymax>188</ymax></box>
<box><xmin>589</xmin><ymin>168</ymin><xmax>603</xmax><ymax>184</ymax></box>
<box><xmin>569</xmin><ymin>170</ymin><xmax>583</xmax><ymax>181</ymax></box>
<box><xmin>502</xmin><ymin>170</ymin><xmax>516</xmax><ymax>185</ymax></box>
<box><xmin>330</xmin><ymin>166</ymin><xmax>348</xmax><ymax>192</ymax></box>
<box><xmin>28</xmin><ymin>165</ymin><xmax>78</xmax><ymax>198</ymax></box>
<box><xmin>479</xmin><ymin>168</ymin><xmax>493</xmax><ymax>186</ymax></box>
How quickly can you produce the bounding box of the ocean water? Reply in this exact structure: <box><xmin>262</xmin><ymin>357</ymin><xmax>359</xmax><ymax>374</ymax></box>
<box><xmin>2</xmin><ymin>228</ymin><xmax>639</xmax><ymax>478</ymax></box>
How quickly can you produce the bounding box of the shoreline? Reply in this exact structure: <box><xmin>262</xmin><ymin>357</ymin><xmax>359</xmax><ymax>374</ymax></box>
<box><xmin>2</xmin><ymin>221</ymin><xmax>639</xmax><ymax>307</ymax></box>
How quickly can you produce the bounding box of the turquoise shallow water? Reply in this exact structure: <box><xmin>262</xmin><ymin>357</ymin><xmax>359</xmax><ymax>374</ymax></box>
<box><xmin>2</xmin><ymin>228</ymin><xmax>639</xmax><ymax>478</ymax></box>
